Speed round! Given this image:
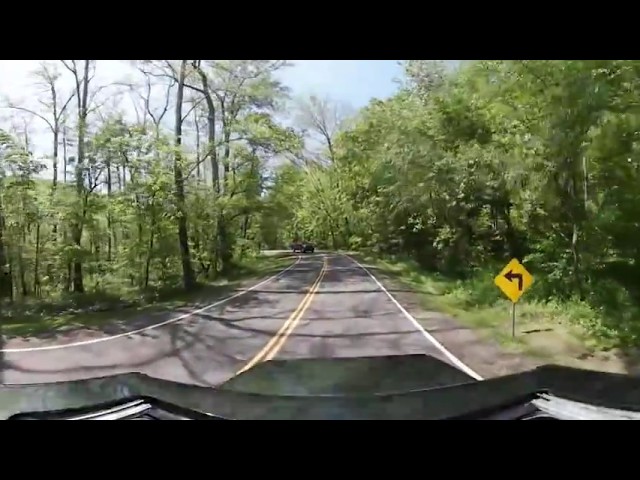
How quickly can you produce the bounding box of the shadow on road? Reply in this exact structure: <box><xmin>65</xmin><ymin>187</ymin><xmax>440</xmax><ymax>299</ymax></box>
<box><xmin>0</xmin><ymin>260</ymin><xmax>320</xmax><ymax>385</ymax></box>
<box><xmin>2</xmin><ymin>311</ymin><xmax>424</xmax><ymax>388</ymax></box>
<box><xmin>0</xmin><ymin>254</ymin><xmax>447</xmax><ymax>387</ymax></box>
<box><xmin>3</xmin><ymin>258</ymin><xmax>417</xmax><ymax>345</ymax></box>
<box><xmin>0</xmin><ymin>259</ymin><xmax>300</xmax><ymax>344</ymax></box>
<box><xmin>2</xmin><ymin>263</ymin><xmax>313</xmax><ymax>343</ymax></box>
<box><xmin>0</xmin><ymin>258</ymin><xmax>436</xmax><ymax>386</ymax></box>
<box><xmin>1</xmin><ymin>287</ymin><xmax>283</xmax><ymax>386</ymax></box>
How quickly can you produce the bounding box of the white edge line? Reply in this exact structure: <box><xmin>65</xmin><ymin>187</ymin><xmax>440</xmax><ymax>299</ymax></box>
<box><xmin>2</xmin><ymin>256</ymin><xmax>303</xmax><ymax>353</ymax></box>
<box><xmin>343</xmin><ymin>253</ymin><xmax>484</xmax><ymax>381</ymax></box>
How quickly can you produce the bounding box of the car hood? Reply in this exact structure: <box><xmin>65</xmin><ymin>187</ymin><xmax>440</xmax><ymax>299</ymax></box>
<box><xmin>2</xmin><ymin>354</ymin><xmax>640</xmax><ymax>419</ymax></box>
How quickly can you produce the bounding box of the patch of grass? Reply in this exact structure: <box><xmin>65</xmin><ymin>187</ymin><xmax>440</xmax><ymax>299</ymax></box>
<box><xmin>1</xmin><ymin>254</ymin><xmax>296</xmax><ymax>338</ymax></box>
<box><xmin>355</xmin><ymin>253</ymin><xmax>640</xmax><ymax>373</ymax></box>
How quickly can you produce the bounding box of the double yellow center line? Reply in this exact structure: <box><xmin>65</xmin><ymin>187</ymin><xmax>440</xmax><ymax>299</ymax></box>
<box><xmin>235</xmin><ymin>257</ymin><xmax>327</xmax><ymax>375</ymax></box>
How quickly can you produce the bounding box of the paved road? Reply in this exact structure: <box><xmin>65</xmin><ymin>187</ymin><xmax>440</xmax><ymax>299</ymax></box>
<box><xmin>0</xmin><ymin>253</ymin><xmax>462</xmax><ymax>386</ymax></box>
<box><xmin>274</xmin><ymin>255</ymin><xmax>451</xmax><ymax>362</ymax></box>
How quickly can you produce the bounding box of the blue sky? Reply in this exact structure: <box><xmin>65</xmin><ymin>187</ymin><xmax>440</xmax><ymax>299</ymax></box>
<box><xmin>278</xmin><ymin>60</ymin><xmax>405</xmax><ymax>108</ymax></box>
<box><xmin>278</xmin><ymin>60</ymin><xmax>461</xmax><ymax>108</ymax></box>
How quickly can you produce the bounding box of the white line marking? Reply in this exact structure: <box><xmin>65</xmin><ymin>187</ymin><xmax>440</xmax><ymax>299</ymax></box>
<box><xmin>2</xmin><ymin>256</ymin><xmax>303</xmax><ymax>353</ymax></box>
<box><xmin>343</xmin><ymin>254</ymin><xmax>484</xmax><ymax>381</ymax></box>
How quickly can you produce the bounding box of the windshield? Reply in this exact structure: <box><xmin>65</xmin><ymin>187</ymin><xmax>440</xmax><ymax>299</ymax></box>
<box><xmin>1</xmin><ymin>60</ymin><xmax>639</xmax><ymax>417</ymax></box>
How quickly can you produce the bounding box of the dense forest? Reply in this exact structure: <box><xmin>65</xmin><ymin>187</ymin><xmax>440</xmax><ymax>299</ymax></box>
<box><xmin>2</xmin><ymin>60</ymin><xmax>640</xmax><ymax>348</ymax></box>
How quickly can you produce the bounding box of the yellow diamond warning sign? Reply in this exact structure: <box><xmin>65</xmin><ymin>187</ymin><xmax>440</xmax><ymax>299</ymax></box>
<box><xmin>494</xmin><ymin>258</ymin><xmax>533</xmax><ymax>303</ymax></box>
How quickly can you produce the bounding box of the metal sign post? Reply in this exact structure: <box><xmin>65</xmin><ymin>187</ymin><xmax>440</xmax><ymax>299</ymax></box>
<box><xmin>494</xmin><ymin>258</ymin><xmax>534</xmax><ymax>337</ymax></box>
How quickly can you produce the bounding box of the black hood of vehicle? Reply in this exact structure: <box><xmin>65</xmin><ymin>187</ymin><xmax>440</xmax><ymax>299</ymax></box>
<box><xmin>2</xmin><ymin>354</ymin><xmax>640</xmax><ymax>419</ymax></box>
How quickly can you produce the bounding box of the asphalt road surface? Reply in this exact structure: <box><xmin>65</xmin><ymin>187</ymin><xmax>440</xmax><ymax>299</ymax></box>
<box><xmin>0</xmin><ymin>253</ymin><xmax>469</xmax><ymax>386</ymax></box>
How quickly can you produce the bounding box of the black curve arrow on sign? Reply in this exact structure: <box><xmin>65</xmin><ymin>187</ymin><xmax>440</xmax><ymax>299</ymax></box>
<box><xmin>504</xmin><ymin>270</ymin><xmax>523</xmax><ymax>291</ymax></box>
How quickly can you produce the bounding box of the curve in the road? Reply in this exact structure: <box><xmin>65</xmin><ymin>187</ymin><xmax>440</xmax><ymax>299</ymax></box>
<box><xmin>0</xmin><ymin>256</ymin><xmax>303</xmax><ymax>354</ymax></box>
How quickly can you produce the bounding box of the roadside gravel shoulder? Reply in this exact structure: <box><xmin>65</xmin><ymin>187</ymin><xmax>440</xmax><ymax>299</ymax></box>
<box><xmin>352</xmin><ymin>255</ymin><xmax>541</xmax><ymax>378</ymax></box>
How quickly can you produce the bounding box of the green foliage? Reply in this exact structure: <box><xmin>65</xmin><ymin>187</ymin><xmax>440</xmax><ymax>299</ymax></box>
<box><xmin>262</xmin><ymin>60</ymin><xmax>640</xmax><ymax>349</ymax></box>
<box><xmin>0</xmin><ymin>60</ymin><xmax>298</xmax><ymax>319</ymax></box>
<box><xmin>6</xmin><ymin>59</ymin><xmax>640</xmax><ymax>349</ymax></box>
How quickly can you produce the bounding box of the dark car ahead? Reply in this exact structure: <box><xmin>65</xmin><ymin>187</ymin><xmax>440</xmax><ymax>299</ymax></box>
<box><xmin>302</xmin><ymin>243</ymin><xmax>315</xmax><ymax>253</ymax></box>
